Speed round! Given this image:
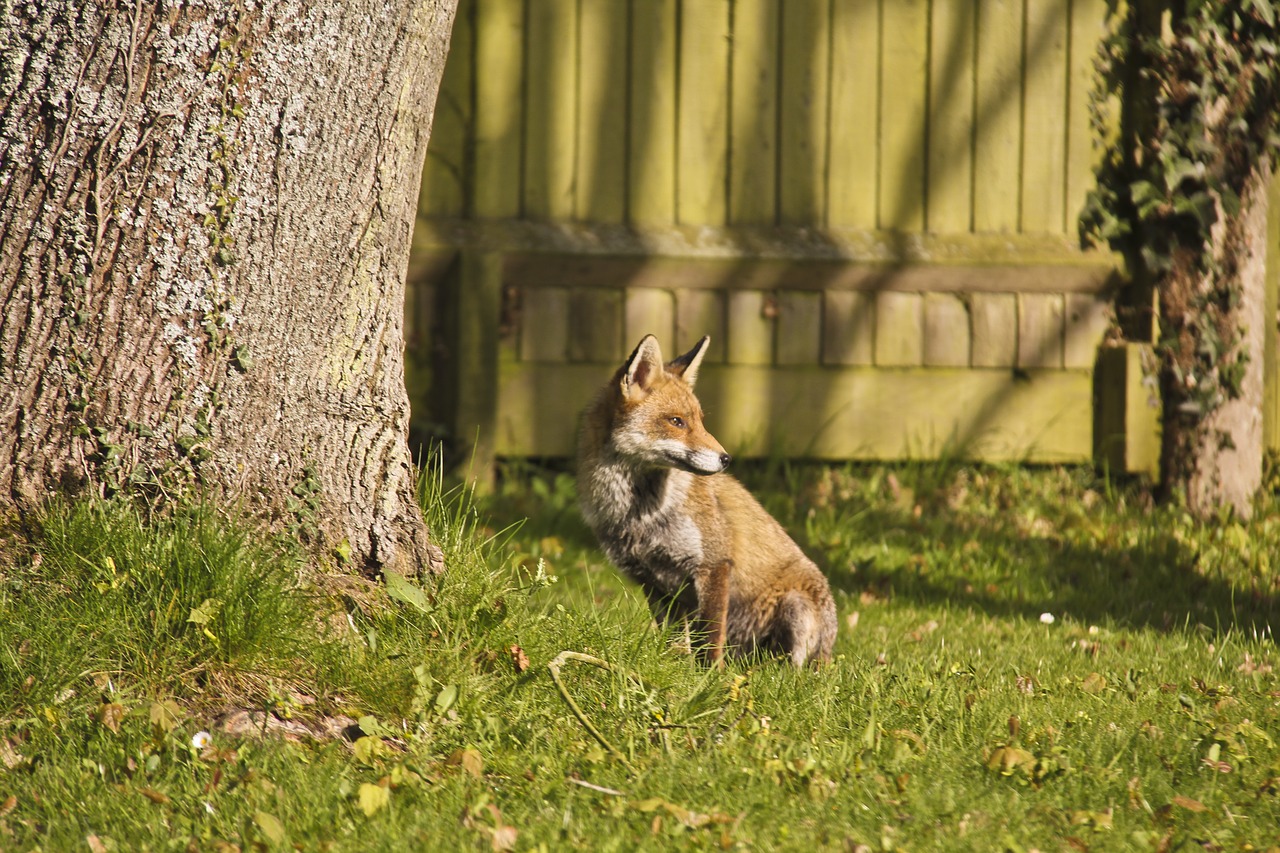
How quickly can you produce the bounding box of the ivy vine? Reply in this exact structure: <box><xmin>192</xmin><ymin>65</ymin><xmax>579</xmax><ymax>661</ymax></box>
<box><xmin>1081</xmin><ymin>0</ymin><xmax>1280</xmax><ymax>457</ymax></box>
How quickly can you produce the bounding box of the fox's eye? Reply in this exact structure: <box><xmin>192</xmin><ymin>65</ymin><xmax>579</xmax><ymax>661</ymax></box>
<box><xmin>668</xmin><ymin>416</ymin><xmax>686</xmax><ymax>429</ymax></box>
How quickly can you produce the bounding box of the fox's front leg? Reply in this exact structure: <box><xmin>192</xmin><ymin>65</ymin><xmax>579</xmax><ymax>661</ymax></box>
<box><xmin>693</xmin><ymin>560</ymin><xmax>732</xmax><ymax>666</ymax></box>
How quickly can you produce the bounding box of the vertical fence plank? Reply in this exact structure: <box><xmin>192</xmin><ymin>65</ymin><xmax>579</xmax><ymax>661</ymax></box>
<box><xmin>1067</xmin><ymin>0</ymin><xmax>1108</xmax><ymax>230</ymax></box>
<box><xmin>874</xmin><ymin>292</ymin><xmax>924</xmax><ymax>366</ymax></box>
<box><xmin>729</xmin><ymin>0</ymin><xmax>779</xmax><ymax>225</ymax></box>
<box><xmin>927</xmin><ymin>0</ymin><xmax>976</xmax><ymax>233</ymax></box>
<box><xmin>727</xmin><ymin>291</ymin><xmax>775</xmax><ymax>364</ymax></box>
<box><xmin>455</xmin><ymin>252</ymin><xmax>502</xmax><ymax>478</ymax></box>
<box><xmin>923</xmin><ymin>293</ymin><xmax>971</xmax><ymax>367</ymax></box>
<box><xmin>970</xmin><ymin>293</ymin><xmax>1017</xmax><ymax>367</ymax></box>
<box><xmin>473</xmin><ymin>0</ymin><xmax>524</xmax><ymax>218</ymax></box>
<box><xmin>676</xmin><ymin>290</ymin><xmax>727</xmax><ymax>361</ymax></box>
<box><xmin>1064</xmin><ymin>292</ymin><xmax>1111</xmax><ymax>368</ymax></box>
<box><xmin>569</xmin><ymin>289</ymin><xmax>624</xmax><ymax>361</ymax></box>
<box><xmin>578</xmin><ymin>0</ymin><xmax>628</xmax><ymax>222</ymax></box>
<box><xmin>419</xmin><ymin>0</ymin><xmax>473</xmax><ymax>218</ymax></box>
<box><xmin>779</xmin><ymin>0</ymin><xmax>830</xmax><ymax>224</ymax></box>
<box><xmin>822</xmin><ymin>290</ymin><xmax>874</xmax><ymax>365</ymax></box>
<box><xmin>973</xmin><ymin>0</ymin><xmax>1024</xmax><ymax>232</ymax></box>
<box><xmin>1021</xmin><ymin>0</ymin><xmax>1069</xmax><ymax>233</ymax></box>
<box><xmin>524</xmin><ymin>0</ymin><xmax>577</xmax><ymax>219</ymax></box>
<box><xmin>829</xmin><ymin>0</ymin><xmax>879</xmax><ymax>228</ymax></box>
<box><xmin>776</xmin><ymin>291</ymin><xmax>822</xmax><ymax>365</ymax></box>
<box><xmin>520</xmin><ymin>288</ymin><xmax>571</xmax><ymax>362</ymax></box>
<box><xmin>625</xmin><ymin>288</ymin><xmax>676</xmax><ymax>350</ymax></box>
<box><xmin>1018</xmin><ymin>292</ymin><xmax>1065</xmax><ymax>368</ymax></box>
<box><xmin>678</xmin><ymin>0</ymin><xmax>731</xmax><ymax>225</ymax></box>
<box><xmin>629</xmin><ymin>0</ymin><xmax>678</xmax><ymax>225</ymax></box>
<box><xmin>879</xmin><ymin>0</ymin><xmax>929</xmax><ymax>231</ymax></box>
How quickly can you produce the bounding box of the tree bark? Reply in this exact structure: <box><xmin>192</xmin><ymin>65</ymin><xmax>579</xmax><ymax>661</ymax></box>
<box><xmin>0</xmin><ymin>0</ymin><xmax>456</xmax><ymax>574</ymax></box>
<box><xmin>1159</xmin><ymin>164</ymin><xmax>1272</xmax><ymax>520</ymax></box>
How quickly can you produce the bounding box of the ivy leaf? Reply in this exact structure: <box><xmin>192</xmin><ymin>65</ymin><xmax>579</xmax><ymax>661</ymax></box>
<box><xmin>1250</xmin><ymin>0</ymin><xmax>1276</xmax><ymax>27</ymax></box>
<box><xmin>1164</xmin><ymin>157</ymin><xmax>1205</xmax><ymax>188</ymax></box>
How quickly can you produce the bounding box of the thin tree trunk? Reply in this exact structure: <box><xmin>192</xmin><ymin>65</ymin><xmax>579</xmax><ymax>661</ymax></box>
<box><xmin>1159</xmin><ymin>164</ymin><xmax>1271</xmax><ymax>519</ymax></box>
<box><xmin>0</xmin><ymin>0</ymin><xmax>457</xmax><ymax>574</ymax></box>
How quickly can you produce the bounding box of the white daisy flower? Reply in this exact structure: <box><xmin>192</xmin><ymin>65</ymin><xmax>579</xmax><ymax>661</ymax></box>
<box><xmin>191</xmin><ymin>730</ymin><xmax>212</xmax><ymax>749</ymax></box>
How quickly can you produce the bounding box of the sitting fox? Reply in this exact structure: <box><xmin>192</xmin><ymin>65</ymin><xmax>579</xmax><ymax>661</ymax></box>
<box><xmin>577</xmin><ymin>334</ymin><xmax>837</xmax><ymax>667</ymax></box>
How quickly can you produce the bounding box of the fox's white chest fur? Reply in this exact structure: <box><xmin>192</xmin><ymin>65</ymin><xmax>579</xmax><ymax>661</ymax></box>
<box><xmin>580</xmin><ymin>455</ymin><xmax>705</xmax><ymax>600</ymax></box>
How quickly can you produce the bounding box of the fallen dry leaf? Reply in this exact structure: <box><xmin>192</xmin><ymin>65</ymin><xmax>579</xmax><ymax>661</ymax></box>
<box><xmin>1171</xmin><ymin>794</ymin><xmax>1207</xmax><ymax>813</ymax></box>
<box><xmin>1080</xmin><ymin>672</ymin><xmax>1107</xmax><ymax>695</ymax></box>
<box><xmin>1238</xmin><ymin>652</ymin><xmax>1273</xmax><ymax>675</ymax></box>
<box><xmin>509</xmin><ymin>644</ymin><xmax>529</xmax><ymax>674</ymax></box>
<box><xmin>97</xmin><ymin>702</ymin><xmax>125</xmax><ymax>734</ymax></box>
<box><xmin>0</xmin><ymin>739</ymin><xmax>26</xmax><ymax>770</ymax></box>
<box><xmin>909</xmin><ymin>620</ymin><xmax>939</xmax><ymax>642</ymax></box>
<box><xmin>0</xmin><ymin>795</ymin><xmax>16</xmax><ymax>816</ymax></box>
<box><xmin>447</xmin><ymin>748</ymin><xmax>484</xmax><ymax>778</ymax></box>
<box><xmin>987</xmin><ymin>746</ymin><xmax>1036</xmax><ymax>776</ymax></box>
<box><xmin>491</xmin><ymin>825</ymin><xmax>518</xmax><ymax>851</ymax></box>
<box><xmin>138</xmin><ymin>787</ymin><xmax>170</xmax><ymax>804</ymax></box>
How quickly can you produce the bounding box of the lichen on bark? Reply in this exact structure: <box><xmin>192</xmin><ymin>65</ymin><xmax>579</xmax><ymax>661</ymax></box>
<box><xmin>0</xmin><ymin>0</ymin><xmax>457</xmax><ymax>574</ymax></box>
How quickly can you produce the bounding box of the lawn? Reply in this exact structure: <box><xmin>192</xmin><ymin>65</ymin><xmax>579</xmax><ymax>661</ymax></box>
<box><xmin>1</xmin><ymin>460</ymin><xmax>1278</xmax><ymax>851</ymax></box>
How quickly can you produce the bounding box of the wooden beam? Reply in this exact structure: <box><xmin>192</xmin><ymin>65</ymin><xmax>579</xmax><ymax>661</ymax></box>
<box><xmin>502</xmin><ymin>253</ymin><xmax>1119</xmax><ymax>294</ymax></box>
<box><xmin>497</xmin><ymin>362</ymin><xmax>1095</xmax><ymax>462</ymax></box>
<box><xmin>1094</xmin><ymin>342</ymin><xmax>1160</xmax><ymax>476</ymax></box>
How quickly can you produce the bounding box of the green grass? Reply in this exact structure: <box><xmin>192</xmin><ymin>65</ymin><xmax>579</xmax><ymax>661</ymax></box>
<box><xmin>1</xmin><ymin>461</ymin><xmax>1279</xmax><ymax>851</ymax></box>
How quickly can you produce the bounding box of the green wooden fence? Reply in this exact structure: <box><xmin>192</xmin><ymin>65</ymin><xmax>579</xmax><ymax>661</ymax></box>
<box><xmin>405</xmin><ymin>0</ymin><xmax>1169</xmax><ymax>472</ymax></box>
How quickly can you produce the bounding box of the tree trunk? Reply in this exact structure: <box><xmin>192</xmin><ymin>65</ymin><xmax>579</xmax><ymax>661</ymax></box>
<box><xmin>1159</xmin><ymin>164</ymin><xmax>1272</xmax><ymax>520</ymax></box>
<box><xmin>0</xmin><ymin>0</ymin><xmax>457</xmax><ymax>574</ymax></box>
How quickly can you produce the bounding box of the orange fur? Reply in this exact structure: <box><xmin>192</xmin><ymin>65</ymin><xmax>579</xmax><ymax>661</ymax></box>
<box><xmin>577</xmin><ymin>335</ymin><xmax>837</xmax><ymax>667</ymax></box>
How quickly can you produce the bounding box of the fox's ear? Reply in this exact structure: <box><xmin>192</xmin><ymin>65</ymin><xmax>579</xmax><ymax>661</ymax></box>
<box><xmin>621</xmin><ymin>335</ymin><xmax>665</xmax><ymax>399</ymax></box>
<box><xmin>666</xmin><ymin>336</ymin><xmax>711</xmax><ymax>388</ymax></box>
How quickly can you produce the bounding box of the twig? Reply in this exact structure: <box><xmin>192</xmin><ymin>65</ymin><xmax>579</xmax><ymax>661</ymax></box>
<box><xmin>566</xmin><ymin>778</ymin><xmax>626</xmax><ymax>797</ymax></box>
<box><xmin>547</xmin><ymin>651</ymin><xmax>643</xmax><ymax>774</ymax></box>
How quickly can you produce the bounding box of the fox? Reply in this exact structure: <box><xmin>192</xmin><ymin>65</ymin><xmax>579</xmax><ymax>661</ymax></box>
<box><xmin>576</xmin><ymin>334</ymin><xmax>837</xmax><ymax>667</ymax></box>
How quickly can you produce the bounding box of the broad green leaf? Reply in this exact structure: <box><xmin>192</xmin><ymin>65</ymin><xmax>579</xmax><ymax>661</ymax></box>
<box><xmin>446</xmin><ymin>747</ymin><xmax>483</xmax><ymax>777</ymax></box>
<box><xmin>384</xmin><ymin>570</ymin><xmax>432</xmax><ymax>614</ymax></box>
<box><xmin>358</xmin><ymin>783</ymin><xmax>390</xmax><ymax>817</ymax></box>
<box><xmin>149</xmin><ymin>701</ymin><xmax>183</xmax><ymax>732</ymax></box>
<box><xmin>254</xmin><ymin>810</ymin><xmax>285</xmax><ymax>844</ymax></box>
<box><xmin>187</xmin><ymin>598</ymin><xmax>221</xmax><ymax>626</ymax></box>
<box><xmin>434</xmin><ymin>684</ymin><xmax>458</xmax><ymax>716</ymax></box>
<box><xmin>353</xmin><ymin>736</ymin><xmax>382</xmax><ymax>764</ymax></box>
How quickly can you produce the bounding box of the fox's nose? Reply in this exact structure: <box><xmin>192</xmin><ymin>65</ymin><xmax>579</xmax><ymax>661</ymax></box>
<box><xmin>719</xmin><ymin>453</ymin><xmax>732</xmax><ymax>469</ymax></box>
